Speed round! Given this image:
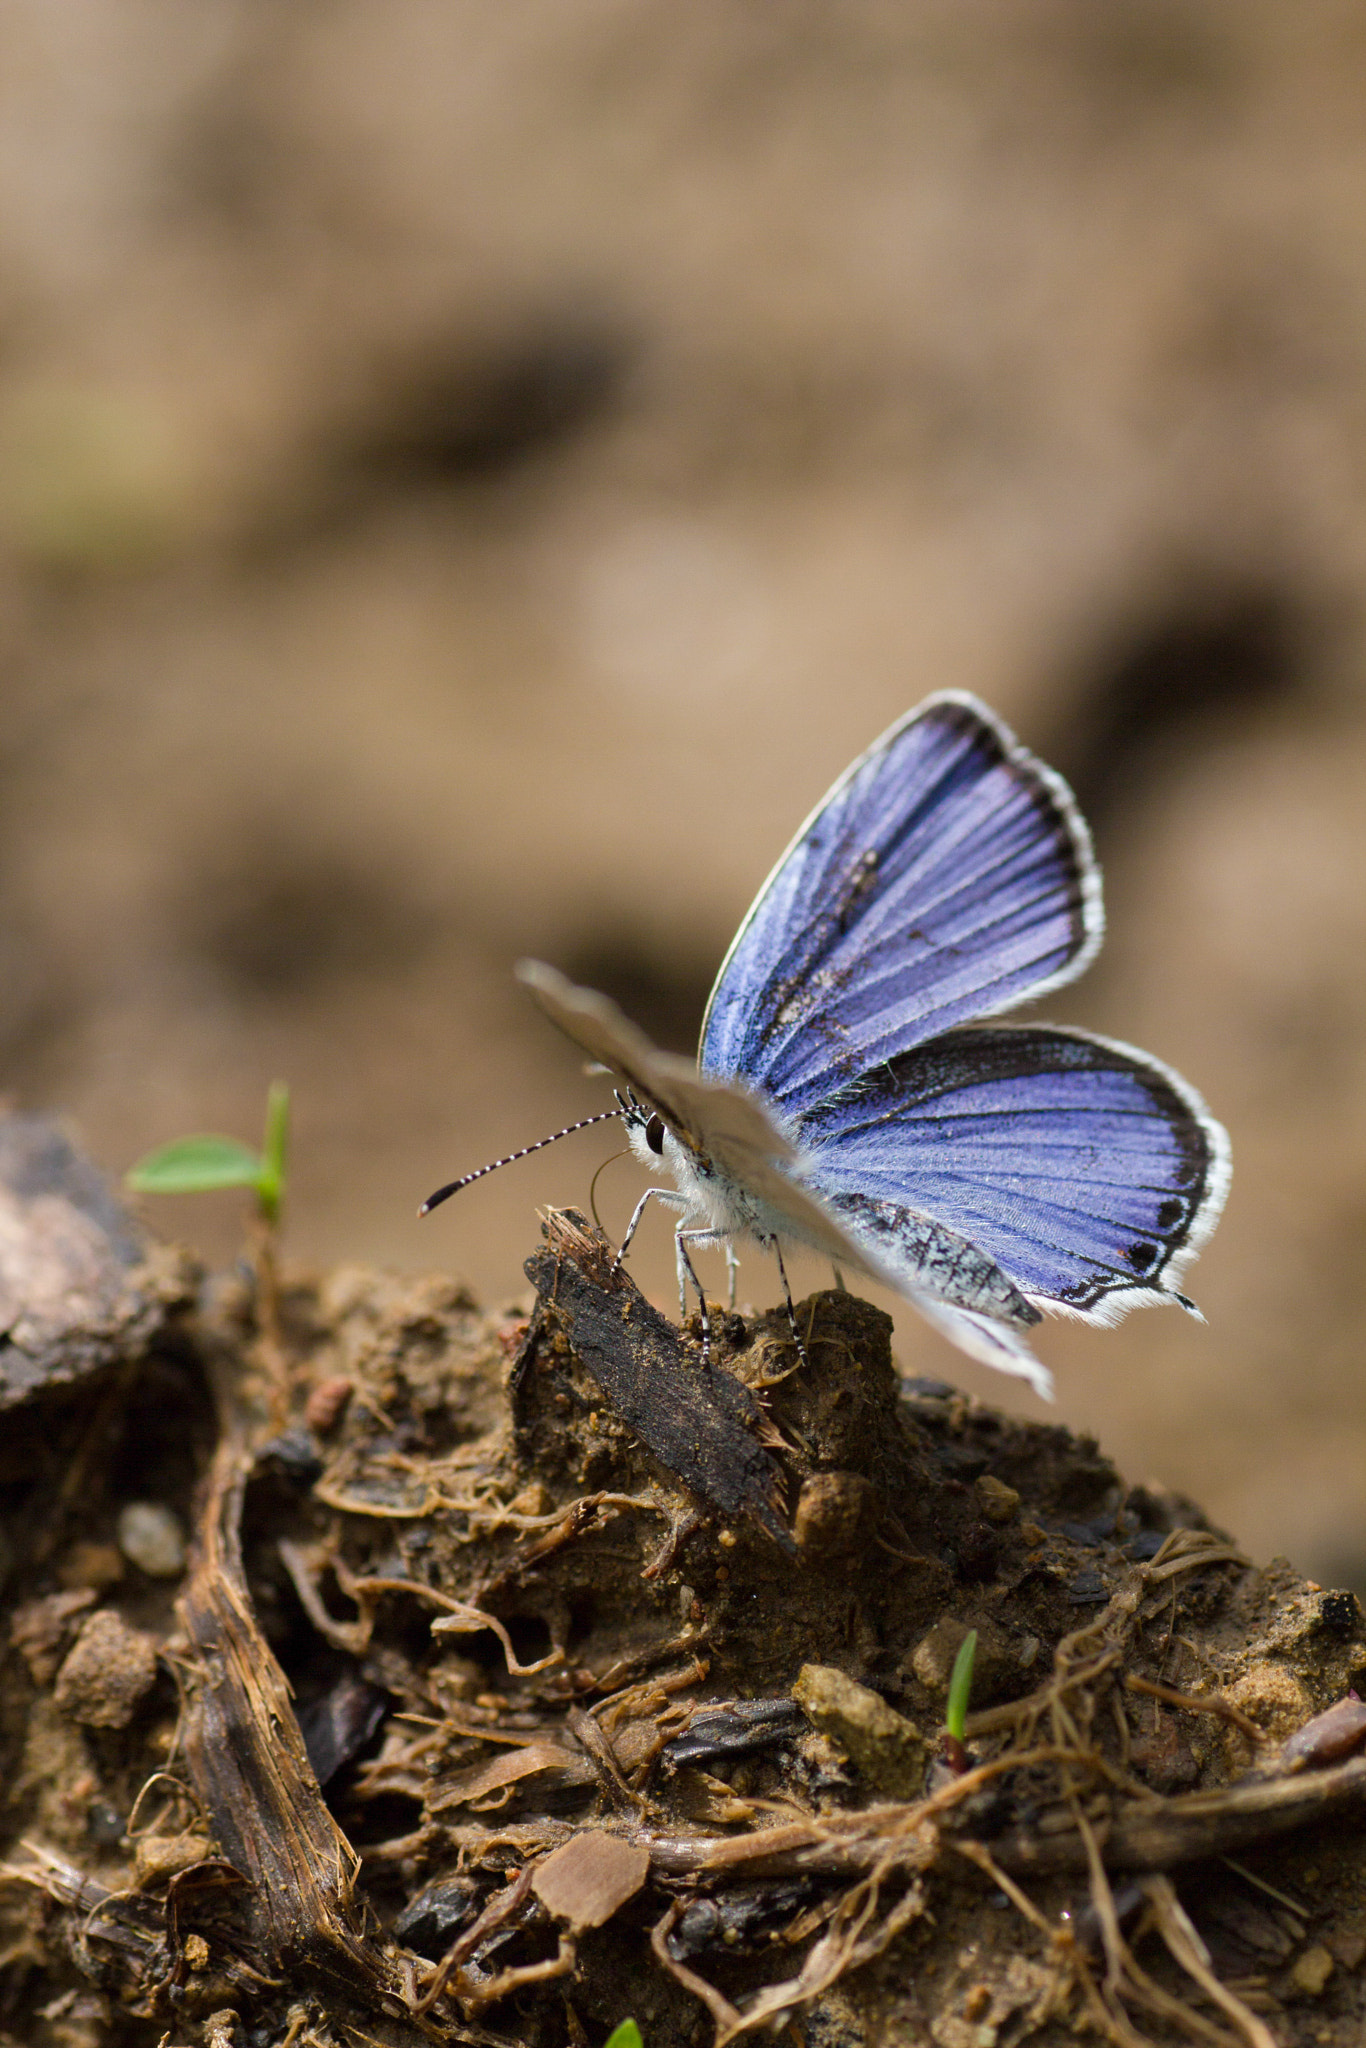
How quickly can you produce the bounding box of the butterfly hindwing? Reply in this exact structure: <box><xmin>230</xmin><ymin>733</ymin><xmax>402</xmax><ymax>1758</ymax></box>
<box><xmin>700</xmin><ymin>692</ymin><xmax>1102</xmax><ymax>1115</ymax></box>
<box><xmin>797</xmin><ymin>1024</ymin><xmax>1231</xmax><ymax>1323</ymax></box>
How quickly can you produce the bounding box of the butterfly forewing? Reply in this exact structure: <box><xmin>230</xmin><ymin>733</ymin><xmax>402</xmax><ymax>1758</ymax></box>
<box><xmin>700</xmin><ymin>694</ymin><xmax>1101</xmax><ymax>1115</ymax></box>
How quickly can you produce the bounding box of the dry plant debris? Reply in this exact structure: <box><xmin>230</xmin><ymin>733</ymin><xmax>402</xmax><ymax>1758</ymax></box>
<box><xmin>0</xmin><ymin>1148</ymin><xmax>1363</xmax><ymax>2047</ymax></box>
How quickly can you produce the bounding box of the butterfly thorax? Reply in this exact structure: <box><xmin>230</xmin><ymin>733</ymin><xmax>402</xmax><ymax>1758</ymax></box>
<box><xmin>623</xmin><ymin>1110</ymin><xmax>774</xmax><ymax>1241</ymax></box>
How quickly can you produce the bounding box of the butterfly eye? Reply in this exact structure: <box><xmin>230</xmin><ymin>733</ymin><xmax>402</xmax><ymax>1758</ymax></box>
<box><xmin>645</xmin><ymin>1114</ymin><xmax>666</xmax><ymax>1155</ymax></box>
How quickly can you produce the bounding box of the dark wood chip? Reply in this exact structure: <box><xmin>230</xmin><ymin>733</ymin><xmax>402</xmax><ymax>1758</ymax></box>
<box><xmin>525</xmin><ymin>1209</ymin><xmax>794</xmax><ymax>1552</ymax></box>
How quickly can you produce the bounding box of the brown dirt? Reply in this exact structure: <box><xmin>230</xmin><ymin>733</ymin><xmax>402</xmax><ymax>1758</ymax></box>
<box><xmin>3</xmin><ymin>1170</ymin><xmax>1365</xmax><ymax>2048</ymax></box>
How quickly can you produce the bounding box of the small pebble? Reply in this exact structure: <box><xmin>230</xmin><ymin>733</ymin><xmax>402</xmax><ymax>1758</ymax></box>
<box><xmin>973</xmin><ymin>1474</ymin><xmax>1020</xmax><ymax>1524</ymax></box>
<box><xmin>1318</xmin><ymin>1589</ymin><xmax>1363</xmax><ymax>1637</ymax></box>
<box><xmin>907</xmin><ymin>1616</ymin><xmax>1013</xmax><ymax>1704</ymax></box>
<box><xmin>794</xmin><ymin>1471</ymin><xmax>873</xmax><ymax>1556</ymax></box>
<box><xmin>117</xmin><ymin>1501</ymin><xmax>186</xmax><ymax>1579</ymax></box>
<box><xmin>134</xmin><ymin>1832</ymin><xmax>213</xmax><ymax>1886</ymax></box>
<box><xmin>255</xmin><ymin>1430</ymin><xmax>322</xmax><ymax>1488</ymax></box>
<box><xmin>54</xmin><ymin>1609</ymin><xmax>158</xmax><ymax>1728</ymax></box>
<box><xmin>793</xmin><ymin>1663</ymin><xmax>927</xmax><ymax>1799</ymax></box>
<box><xmin>1066</xmin><ymin>1568</ymin><xmax>1108</xmax><ymax>1604</ymax></box>
<box><xmin>394</xmin><ymin>1876</ymin><xmax>482</xmax><ymax>1960</ymax></box>
<box><xmin>1288</xmin><ymin>1944</ymin><xmax>1334</xmax><ymax>1998</ymax></box>
<box><xmin>304</xmin><ymin>1375</ymin><xmax>353</xmax><ymax>1435</ymax></box>
<box><xmin>1327</xmin><ymin>1925</ymin><xmax>1366</xmax><ymax>1971</ymax></box>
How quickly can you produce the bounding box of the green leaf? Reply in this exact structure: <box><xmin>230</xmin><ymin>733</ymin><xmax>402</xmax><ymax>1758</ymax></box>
<box><xmin>603</xmin><ymin>2025</ymin><xmax>643</xmax><ymax>2048</ymax></box>
<box><xmin>945</xmin><ymin>1629</ymin><xmax>978</xmax><ymax>1744</ymax></box>
<box><xmin>126</xmin><ymin>1134</ymin><xmax>265</xmax><ymax>1197</ymax></box>
<box><xmin>257</xmin><ymin>1080</ymin><xmax>290</xmax><ymax>1226</ymax></box>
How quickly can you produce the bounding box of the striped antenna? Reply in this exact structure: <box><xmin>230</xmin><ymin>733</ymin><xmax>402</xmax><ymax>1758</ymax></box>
<box><xmin>419</xmin><ymin>1110</ymin><xmax>622</xmax><ymax>1217</ymax></box>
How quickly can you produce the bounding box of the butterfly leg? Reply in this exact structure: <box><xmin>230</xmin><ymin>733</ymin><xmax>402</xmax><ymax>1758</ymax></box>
<box><xmin>725</xmin><ymin>1242</ymin><xmax>740</xmax><ymax>1311</ymax></box>
<box><xmin>669</xmin><ymin>1224</ymin><xmax>728</xmax><ymax>1317</ymax></box>
<box><xmin>674</xmin><ymin>1228</ymin><xmax>715</xmax><ymax>1365</ymax></box>
<box><xmin>611</xmin><ymin>1184</ymin><xmax>679</xmax><ymax>1278</ymax></box>
<box><xmin>771</xmin><ymin>1239</ymin><xmax>809</xmax><ymax>1370</ymax></box>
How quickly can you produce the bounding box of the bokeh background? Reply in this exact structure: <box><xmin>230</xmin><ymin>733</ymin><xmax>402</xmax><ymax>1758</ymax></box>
<box><xmin>2</xmin><ymin>1</ymin><xmax>1364</xmax><ymax>1586</ymax></box>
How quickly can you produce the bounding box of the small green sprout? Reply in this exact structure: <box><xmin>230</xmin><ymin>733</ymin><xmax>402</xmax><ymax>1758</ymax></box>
<box><xmin>127</xmin><ymin>1083</ymin><xmax>291</xmax><ymax>1407</ymax></box>
<box><xmin>945</xmin><ymin>1628</ymin><xmax>978</xmax><ymax>1745</ymax></box>
<box><xmin>941</xmin><ymin>1628</ymin><xmax>978</xmax><ymax>1775</ymax></box>
<box><xmin>603</xmin><ymin>2025</ymin><xmax>643</xmax><ymax>2048</ymax></box>
<box><xmin>126</xmin><ymin>1081</ymin><xmax>290</xmax><ymax>1227</ymax></box>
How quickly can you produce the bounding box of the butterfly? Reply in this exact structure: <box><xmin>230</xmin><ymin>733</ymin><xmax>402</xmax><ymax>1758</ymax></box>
<box><xmin>427</xmin><ymin>692</ymin><xmax>1230</xmax><ymax>1400</ymax></box>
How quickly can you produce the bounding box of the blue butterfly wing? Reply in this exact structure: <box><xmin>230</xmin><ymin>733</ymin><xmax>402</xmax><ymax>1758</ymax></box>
<box><xmin>797</xmin><ymin>1025</ymin><xmax>1230</xmax><ymax>1321</ymax></box>
<box><xmin>699</xmin><ymin>693</ymin><xmax>1102</xmax><ymax>1116</ymax></box>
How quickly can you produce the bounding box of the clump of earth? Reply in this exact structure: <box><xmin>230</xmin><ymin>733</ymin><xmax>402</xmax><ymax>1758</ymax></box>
<box><xmin>0</xmin><ymin>1118</ymin><xmax>1364</xmax><ymax>2048</ymax></box>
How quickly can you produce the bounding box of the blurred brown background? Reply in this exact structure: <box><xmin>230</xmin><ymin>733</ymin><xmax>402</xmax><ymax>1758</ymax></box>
<box><xmin>1</xmin><ymin>1</ymin><xmax>1363</xmax><ymax>1585</ymax></box>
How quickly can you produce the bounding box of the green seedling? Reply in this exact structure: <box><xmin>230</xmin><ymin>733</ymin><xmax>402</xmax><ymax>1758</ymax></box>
<box><xmin>126</xmin><ymin>1080</ymin><xmax>290</xmax><ymax>1226</ymax></box>
<box><xmin>603</xmin><ymin>2025</ymin><xmax>643</xmax><ymax>2048</ymax></box>
<box><xmin>942</xmin><ymin>1628</ymin><xmax>978</xmax><ymax>1775</ymax></box>
<box><xmin>127</xmin><ymin>1083</ymin><xmax>291</xmax><ymax>1413</ymax></box>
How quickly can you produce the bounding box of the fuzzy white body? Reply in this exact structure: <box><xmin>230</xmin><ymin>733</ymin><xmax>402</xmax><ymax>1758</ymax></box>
<box><xmin>624</xmin><ymin>1116</ymin><xmax>826</xmax><ymax>1274</ymax></box>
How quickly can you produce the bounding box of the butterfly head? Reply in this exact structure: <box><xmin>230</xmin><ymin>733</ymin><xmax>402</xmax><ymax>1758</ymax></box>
<box><xmin>614</xmin><ymin>1084</ymin><xmax>722</xmax><ymax>1225</ymax></box>
<box><xmin>614</xmin><ymin>1087</ymin><xmax>669</xmax><ymax>1163</ymax></box>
